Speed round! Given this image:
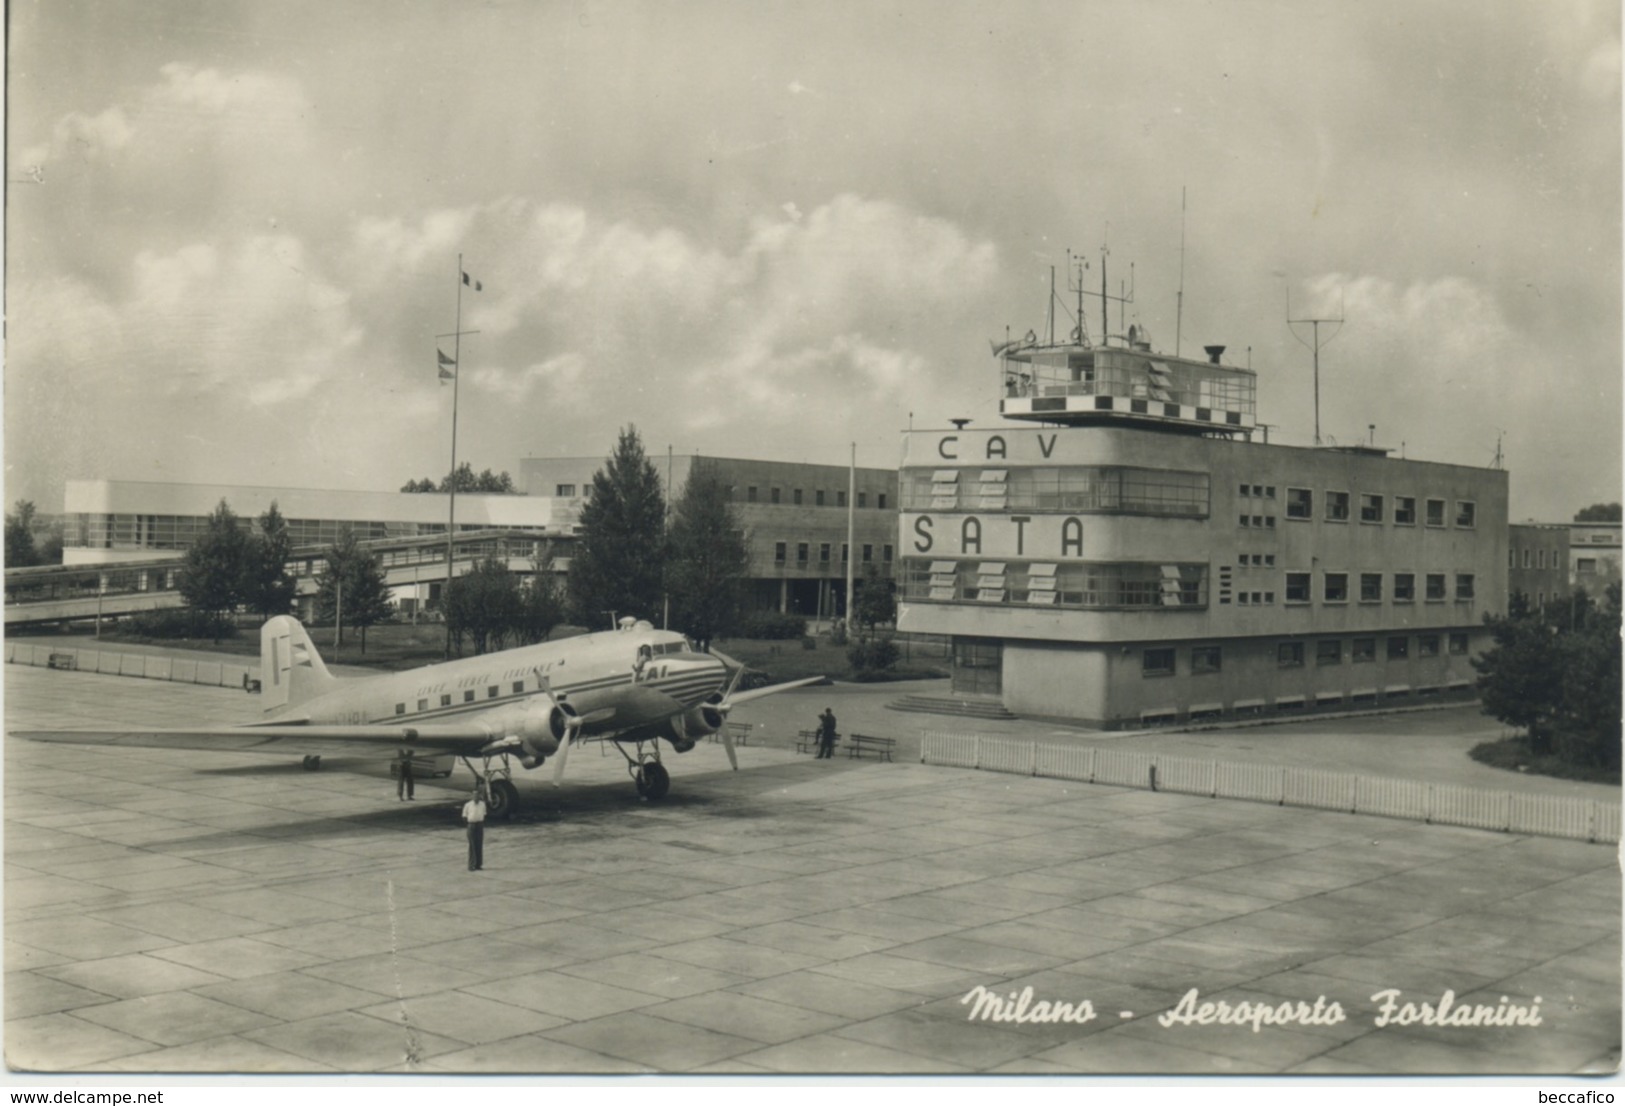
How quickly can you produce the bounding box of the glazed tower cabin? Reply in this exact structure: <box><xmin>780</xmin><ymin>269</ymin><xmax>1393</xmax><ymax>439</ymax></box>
<box><xmin>896</xmin><ymin>301</ymin><xmax>1506</xmax><ymax>728</ymax></box>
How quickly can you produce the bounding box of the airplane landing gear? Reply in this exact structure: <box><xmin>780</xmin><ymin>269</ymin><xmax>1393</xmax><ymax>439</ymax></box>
<box><xmin>301</xmin><ymin>755</ymin><xmax>322</xmax><ymax>771</ymax></box>
<box><xmin>485</xmin><ymin>777</ymin><xmax>520</xmax><ymax>820</ymax></box>
<box><xmin>635</xmin><ymin>761</ymin><xmax>670</xmax><ymax>800</ymax></box>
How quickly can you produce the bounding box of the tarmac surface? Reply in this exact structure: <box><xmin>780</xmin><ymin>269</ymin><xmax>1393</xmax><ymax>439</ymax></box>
<box><xmin>4</xmin><ymin>662</ymin><xmax>1620</xmax><ymax>1076</ymax></box>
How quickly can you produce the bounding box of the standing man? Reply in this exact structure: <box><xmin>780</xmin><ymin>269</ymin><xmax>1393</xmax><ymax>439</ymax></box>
<box><xmin>397</xmin><ymin>750</ymin><xmax>415</xmax><ymax>801</ymax></box>
<box><xmin>817</xmin><ymin>707</ymin><xmax>838</xmax><ymax>759</ymax></box>
<box><xmin>462</xmin><ymin>785</ymin><xmax>487</xmax><ymax>871</ymax></box>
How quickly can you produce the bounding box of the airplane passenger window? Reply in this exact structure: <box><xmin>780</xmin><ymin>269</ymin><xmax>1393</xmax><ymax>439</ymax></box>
<box><xmin>512</xmin><ymin>681</ymin><xmax>524</xmax><ymax>693</ymax></box>
<box><xmin>488</xmin><ymin>686</ymin><xmax>499</xmax><ymax>698</ymax></box>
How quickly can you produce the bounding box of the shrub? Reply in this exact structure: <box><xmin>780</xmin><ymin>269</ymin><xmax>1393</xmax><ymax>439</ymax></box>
<box><xmin>127</xmin><ymin>608</ymin><xmax>236</xmax><ymax>640</ymax></box>
<box><xmin>736</xmin><ymin>612</ymin><xmax>808</xmax><ymax>640</ymax></box>
<box><xmin>847</xmin><ymin>636</ymin><xmax>899</xmax><ymax>679</ymax></box>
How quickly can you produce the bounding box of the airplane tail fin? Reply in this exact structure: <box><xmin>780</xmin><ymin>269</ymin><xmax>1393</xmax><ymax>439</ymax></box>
<box><xmin>260</xmin><ymin>616</ymin><xmax>338</xmax><ymax>714</ymax></box>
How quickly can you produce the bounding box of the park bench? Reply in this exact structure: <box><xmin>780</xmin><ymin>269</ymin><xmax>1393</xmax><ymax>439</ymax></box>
<box><xmin>796</xmin><ymin>729</ymin><xmax>824</xmax><ymax>755</ymax></box>
<box><xmin>712</xmin><ymin>721</ymin><xmax>752</xmax><ymax>746</ymax></box>
<box><xmin>47</xmin><ymin>652</ymin><xmax>76</xmax><ymax>671</ymax></box>
<box><xmin>846</xmin><ymin>733</ymin><xmax>896</xmax><ymax>761</ymax></box>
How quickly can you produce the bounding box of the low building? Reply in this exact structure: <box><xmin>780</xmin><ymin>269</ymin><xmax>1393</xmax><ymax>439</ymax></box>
<box><xmin>1508</xmin><ymin>522</ymin><xmax>1570</xmax><ymax>611</ymax></box>
<box><xmin>522</xmin><ymin>454</ymin><xmax>897</xmax><ymax>618</ymax></box>
<box><xmin>1568</xmin><ymin>521</ymin><xmax>1622</xmax><ymax>594</ymax></box>
<box><xmin>896</xmin><ymin>328</ymin><xmax>1508</xmax><ymax>728</ymax></box>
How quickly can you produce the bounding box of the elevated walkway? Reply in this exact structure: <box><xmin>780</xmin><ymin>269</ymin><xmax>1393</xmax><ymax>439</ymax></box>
<box><xmin>887</xmin><ymin>693</ymin><xmax>1017</xmax><ymax>721</ymax></box>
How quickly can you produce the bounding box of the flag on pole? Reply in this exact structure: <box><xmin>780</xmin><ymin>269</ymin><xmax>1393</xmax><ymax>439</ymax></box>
<box><xmin>437</xmin><ymin>348</ymin><xmax>456</xmax><ymax>384</ymax></box>
<box><xmin>462</xmin><ymin>271</ymin><xmax>483</xmax><ymax>291</ymax></box>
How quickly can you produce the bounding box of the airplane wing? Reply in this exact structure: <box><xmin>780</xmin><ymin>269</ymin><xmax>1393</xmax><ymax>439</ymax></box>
<box><xmin>720</xmin><ymin>675</ymin><xmax>827</xmax><ymax>709</ymax></box>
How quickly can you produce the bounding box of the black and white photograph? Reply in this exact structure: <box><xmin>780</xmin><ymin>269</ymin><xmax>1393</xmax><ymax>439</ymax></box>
<box><xmin>3</xmin><ymin>0</ymin><xmax>1621</xmax><ymax>1085</ymax></box>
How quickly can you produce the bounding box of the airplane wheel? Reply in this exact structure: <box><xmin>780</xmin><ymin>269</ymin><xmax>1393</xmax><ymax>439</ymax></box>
<box><xmin>636</xmin><ymin>762</ymin><xmax>670</xmax><ymax>800</ymax></box>
<box><xmin>486</xmin><ymin>778</ymin><xmax>519</xmax><ymax>820</ymax></box>
<box><xmin>301</xmin><ymin>755</ymin><xmax>322</xmax><ymax>771</ymax></box>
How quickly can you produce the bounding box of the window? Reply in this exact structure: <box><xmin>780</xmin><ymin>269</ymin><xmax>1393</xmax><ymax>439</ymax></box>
<box><xmin>464</xmin><ymin>690</ymin><xmax>476</xmax><ymax>703</ymax></box>
<box><xmin>841</xmin><ymin>543</ymin><xmax>849</xmax><ymax>563</ymax></box>
<box><xmin>1455</xmin><ymin>501</ymin><xmax>1476</xmax><ymax>528</ymax></box>
<box><xmin>819</xmin><ymin>543</ymin><xmax>831</xmax><ymax>563</ymax></box>
<box><xmin>1387</xmin><ymin>636</ymin><xmax>1409</xmax><ymax>660</ymax></box>
<box><xmin>1360</xmin><ymin>494</ymin><xmax>1384</xmax><ymax>523</ymax></box>
<box><xmin>1360</xmin><ymin>573</ymin><xmax>1383</xmax><ymax>602</ymax></box>
<box><xmin>796</xmin><ymin>542</ymin><xmax>809</xmax><ymax>563</ymax></box>
<box><xmin>1352</xmin><ymin>639</ymin><xmax>1376</xmax><ymax>663</ymax></box>
<box><xmin>1316</xmin><ymin>640</ymin><xmax>1342</xmax><ymax>666</ymax></box>
<box><xmin>395</xmin><ymin>703</ymin><xmax>406</xmax><ymax>715</ymax></box>
<box><xmin>1324</xmin><ymin>572</ymin><xmax>1348</xmax><ymax>603</ymax></box>
<box><xmin>555</xmin><ymin>483</ymin><xmax>576</xmax><ymax>497</ymax></box>
<box><xmin>1143</xmin><ymin>648</ymin><xmax>1175</xmax><ymax>677</ymax></box>
<box><xmin>488</xmin><ymin>686</ymin><xmax>499</xmax><ymax>698</ymax></box>
<box><xmin>862</xmin><ymin>544</ymin><xmax>874</xmax><ymax>563</ymax></box>
<box><xmin>1425</xmin><ymin>573</ymin><xmax>1446</xmax><ymax>601</ymax></box>
<box><xmin>1425</xmin><ymin>498</ymin><xmax>1445</xmax><ymax>527</ymax></box>
<box><xmin>858</xmin><ymin>492</ymin><xmax>868</xmax><ymax>508</ymax></box>
<box><xmin>1239</xmin><ymin>483</ymin><xmax>1251</xmax><ymax>497</ymax></box>
<box><xmin>1456</xmin><ymin>573</ymin><xmax>1475</xmax><ymax>600</ymax></box>
<box><xmin>748</xmin><ymin>486</ymin><xmax>758</xmax><ymax>503</ymax></box>
<box><xmin>793</xmin><ymin>489</ymin><xmax>803</xmax><ymax>505</ymax></box>
<box><xmin>1239</xmin><ymin>515</ymin><xmax>1251</xmax><ymax>528</ymax></box>
<box><xmin>1264</xmin><ymin>554</ymin><xmax>1276</xmax><ymax>566</ymax></box>
<box><xmin>878</xmin><ymin>493</ymin><xmax>888</xmax><ymax>510</ymax></box>
<box><xmin>1394</xmin><ymin>573</ymin><xmax>1415</xmax><ymax>602</ymax></box>
<box><xmin>418</xmin><ymin>698</ymin><xmax>428</xmax><ymax>712</ymax></box>
<box><xmin>816</xmin><ymin>490</ymin><xmax>826</xmax><ymax>507</ymax></box>
<box><xmin>837</xmin><ymin>491</ymin><xmax>847</xmax><ymax>508</ymax></box>
<box><xmin>1522</xmin><ymin>549</ymin><xmax>1532</xmax><ymax>569</ymax></box>
<box><xmin>1278</xmin><ymin>642</ymin><xmax>1305</xmax><ymax>668</ymax></box>
<box><xmin>1286</xmin><ymin>488</ymin><xmax>1313</xmax><ymax>519</ymax></box>
<box><xmin>1326</xmin><ymin>491</ymin><xmax>1350</xmax><ymax>522</ymax></box>
<box><xmin>1395</xmin><ymin>496</ymin><xmax>1416</xmax><ymax>525</ymax></box>
<box><xmin>440</xmin><ymin>694</ymin><xmax>452</xmax><ymax>707</ymax></box>
<box><xmin>771</xmin><ymin>488</ymin><xmax>781</xmax><ymax>504</ymax></box>
<box><xmin>1192</xmin><ymin>646</ymin><xmax>1222</xmax><ymax>674</ymax></box>
<box><xmin>883</xmin><ymin>544</ymin><xmax>894</xmax><ymax>562</ymax></box>
<box><xmin>1537</xmin><ymin>550</ymin><xmax>1545</xmax><ymax>569</ymax></box>
<box><xmin>774</xmin><ymin>541</ymin><xmax>787</xmax><ymax>564</ymax></box>
<box><xmin>1578</xmin><ymin>558</ymin><xmax>1598</xmax><ymax>574</ymax></box>
<box><xmin>1449</xmin><ymin>633</ymin><xmax>1469</xmax><ymax>655</ymax></box>
<box><xmin>1264</xmin><ymin>486</ymin><xmax>1276</xmax><ymax>499</ymax></box>
<box><xmin>512</xmin><ymin>681</ymin><xmax>524</xmax><ymax>694</ymax></box>
<box><xmin>1418</xmin><ymin>635</ymin><xmax>1440</xmax><ymax>657</ymax></box>
<box><xmin>1285</xmin><ymin>572</ymin><xmax>1311</xmax><ymax>603</ymax></box>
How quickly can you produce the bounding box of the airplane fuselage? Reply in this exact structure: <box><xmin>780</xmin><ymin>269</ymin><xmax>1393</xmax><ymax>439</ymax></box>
<box><xmin>281</xmin><ymin>626</ymin><xmax>728</xmax><ymax>740</ymax></box>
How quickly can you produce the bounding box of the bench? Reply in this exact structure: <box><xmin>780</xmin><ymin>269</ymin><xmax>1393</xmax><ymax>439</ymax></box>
<box><xmin>47</xmin><ymin>652</ymin><xmax>76</xmax><ymax>671</ymax></box>
<box><xmin>846</xmin><ymin>733</ymin><xmax>896</xmax><ymax>761</ymax></box>
<box><xmin>796</xmin><ymin>729</ymin><xmax>821</xmax><ymax>755</ymax></box>
<box><xmin>712</xmin><ymin>721</ymin><xmax>752</xmax><ymax>746</ymax></box>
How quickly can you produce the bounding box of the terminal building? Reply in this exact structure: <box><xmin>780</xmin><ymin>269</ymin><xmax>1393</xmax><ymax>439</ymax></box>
<box><xmin>1508</xmin><ymin>522</ymin><xmax>1571</xmax><ymax>611</ymax></box>
<box><xmin>521</xmin><ymin>454</ymin><xmax>897</xmax><ymax>619</ymax></box>
<box><xmin>896</xmin><ymin>324</ymin><xmax>1508</xmax><ymax>728</ymax></box>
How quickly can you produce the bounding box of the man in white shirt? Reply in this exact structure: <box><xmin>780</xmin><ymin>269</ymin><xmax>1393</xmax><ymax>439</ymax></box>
<box><xmin>462</xmin><ymin>786</ymin><xmax>487</xmax><ymax>871</ymax></box>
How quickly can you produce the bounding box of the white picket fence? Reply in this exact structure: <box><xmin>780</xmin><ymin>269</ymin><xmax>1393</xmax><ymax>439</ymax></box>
<box><xmin>921</xmin><ymin>731</ymin><xmax>1620</xmax><ymax>845</ymax></box>
<box><xmin>6</xmin><ymin>641</ymin><xmax>257</xmax><ymax>691</ymax></box>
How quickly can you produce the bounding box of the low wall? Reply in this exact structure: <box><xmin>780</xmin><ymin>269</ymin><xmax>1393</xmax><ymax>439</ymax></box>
<box><xmin>6</xmin><ymin>641</ymin><xmax>256</xmax><ymax>691</ymax></box>
<box><xmin>920</xmin><ymin>731</ymin><xmax>1619</xmax><ymax>846</ymax></box>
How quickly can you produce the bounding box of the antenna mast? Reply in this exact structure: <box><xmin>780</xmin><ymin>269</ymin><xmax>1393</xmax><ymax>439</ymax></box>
<box><xmin>1286</xmin><ymin>284</ymin><xmax>1345</xmax><ymax>446</ymax></box>
<box><xmin>1176</xmin><ymin>187</ymin><xmax>1187</xmax><ymax>357</ymax></box>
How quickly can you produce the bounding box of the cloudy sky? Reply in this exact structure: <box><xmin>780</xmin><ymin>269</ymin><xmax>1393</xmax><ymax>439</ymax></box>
<box><xmin>7</xmin><ymin>0</ymin><xmax>1619</xmax><ymax>520</ymax></box>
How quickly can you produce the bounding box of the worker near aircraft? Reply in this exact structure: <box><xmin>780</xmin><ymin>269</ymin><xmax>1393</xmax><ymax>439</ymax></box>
<box><xmin>397</xmin><ymin>750</ymin><xmax>415</xmax><ymax>801</ymax></box>
<box><xmin>463</xmin><ymin>785</ymin><xmax>487</xmax><ymax>870</ymax></box>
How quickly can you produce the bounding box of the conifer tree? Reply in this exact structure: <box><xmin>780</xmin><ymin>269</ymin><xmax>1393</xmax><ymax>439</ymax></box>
<box><xmin>567</xmin><ymin>426</ymin><xmax>668</xmax><ymax>627</ymax></box>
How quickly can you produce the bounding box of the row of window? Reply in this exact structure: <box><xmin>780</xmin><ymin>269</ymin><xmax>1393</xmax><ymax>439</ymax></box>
<box><xmin>901</xmin><ymin>467</ymin><xmax>1209</xmax><ymax>518</ymax></box>
<box><xmin>742</xmin><ymin>487</ymin><xmax>888</xmax><ymax>509</ymax></box>
<box><xmin>396</xmin><ymin>680</ymin><xmax>530</xmax><ymax>714</ymax></box>
<box><xmin>1510</xmin><ymin>546</ymin><xmax>1564</xmax><ymax>570</ymax></box>
<box><xmin>774</xmin><ymin>541</ymin><xmax>894</xmax><ymax>566</ymax></box>
<box><xmin>1277</xmin><ymin>488</ymin><xmax>1476</xmax><ymax>529</ymax></box>
<box><xmin>66</xmin><ymin>513</ymin><xmax>454</xmax><ymax>551</ymax></box>
<box><xmin>1143</xmin><ymin>632</ymin><xmax>1471</xmax><ymax>677</ymax></box>
<box><xmin>1284</xmin><ymin>571</ymin><xmax>1475</xmax><ymax>604</ymax></box>
<box><xmin>901</xmin><ymin>560</ymin><xmax>1207</xmax><ymax>609</ymax></box>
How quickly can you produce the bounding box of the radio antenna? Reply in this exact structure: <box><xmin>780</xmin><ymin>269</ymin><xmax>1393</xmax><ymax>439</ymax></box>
<box><xmin>1176</xmin><ymin>187</ymin><xmax>1187</xmax><ymax>357</ymax></box>
<box><xmin>1287</xmin><ymin>282</ymin><xmax>1345</xmax><ymax>446</ymax></box>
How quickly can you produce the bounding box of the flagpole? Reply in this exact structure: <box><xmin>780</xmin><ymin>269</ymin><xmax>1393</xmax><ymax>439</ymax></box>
<box><xmin>444</xmin><ymin>253</ymin><xmax>463</xmax><ymax>660</ymax></box>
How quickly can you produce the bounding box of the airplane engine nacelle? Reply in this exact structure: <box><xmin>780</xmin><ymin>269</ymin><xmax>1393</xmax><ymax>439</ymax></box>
<box><xmin>512</xmin><ymin>703</ymin><xmax>577</xmax><ymax>769</ymax></box>
<box><xmin>684</xmin><ymin>701</ymin><xmax>725</xmax><ymax>737</ymax></box>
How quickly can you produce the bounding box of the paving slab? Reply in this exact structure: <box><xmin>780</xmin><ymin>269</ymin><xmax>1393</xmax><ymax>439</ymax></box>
<box><xmin>4</xmin><ymin>662</ymin><xmax>1619</xmax><ymax>1075</ymax></box>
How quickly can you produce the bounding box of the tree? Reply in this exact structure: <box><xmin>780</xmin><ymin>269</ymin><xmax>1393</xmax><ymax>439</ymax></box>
<box><xmin>512</xmin><ymin>545</ymin><xmax>566</xmax><ymax>646</ymax></box>
<box><xmin>314</xmin><ymin>528</ymin><xmax>393</xmax><ymax>651</ymax></box>
<box><xmin>401</xmin><ymin>463</ymin><xmax>518</xmax><ymax>494</ymax></box>
<box><xmin>5</xmin><ymin>500</ymin><xmax>38</xmax><ymax>568</ymax></box>
<box><xmin>853</xmin><ymin>563</ymin><xmax>897</xmax><ymax>635</ymax></box>
<box><xmin>444</xmin><ymin>557</ymin><xmax>523</xmax><ymax>655</ymax></box>
<box><xmin>567</xmin><ymin>425</ymin><xmax>667</xmax><ymax>627</ymax></box>
<box><xmin>178</xmin><ymin>500</ymin><xmax>248</xmax><ymax>634</ymax></box>
<box><xmin>666</xmin><ymin>465</ymin><xmax>748</xmax><ymax>649</ymax></box>
<box><xmin>239</xmin><ymin>502</ymin><xmax>298</xmax><ymax>622</ymax></box>
<box><xmin>1555</xmin><ymin>584</ymin><xmax>1623</xmax><ymax>770</ymax></box>
<box><xmin>1574</xmin><ymin>503</ymin><xmax>1622</xmax><ymax>522</ymax></box>
<box><xmin>1473</xmin><ymin>592</ymin><xmax>1566</xmax><ymax>754</ymax></box>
